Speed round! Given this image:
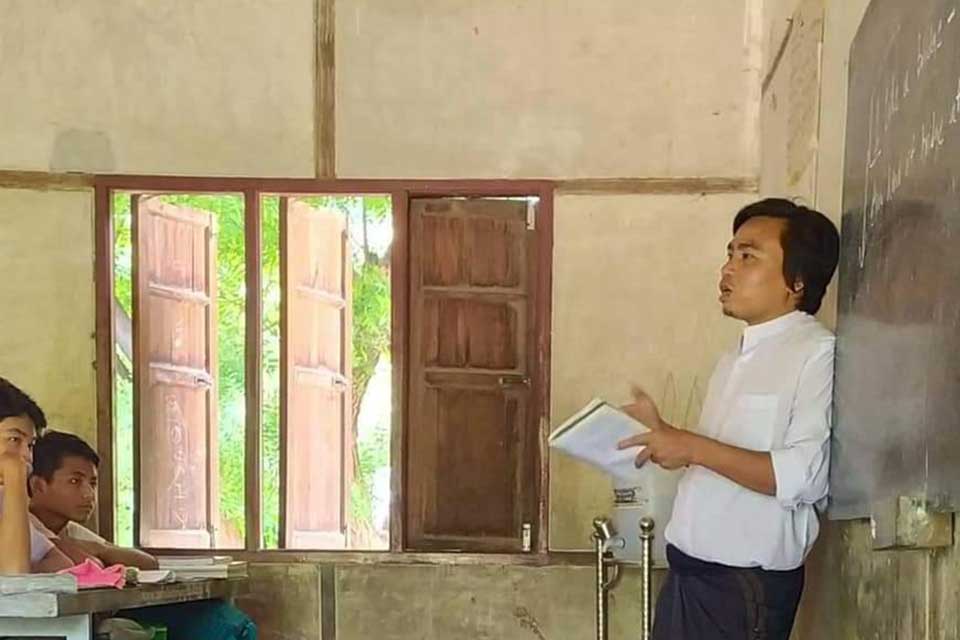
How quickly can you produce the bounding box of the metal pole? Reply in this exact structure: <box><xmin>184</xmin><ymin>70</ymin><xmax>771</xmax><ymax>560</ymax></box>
<box><xmin>592</xmin><ymin>517</ymin><xmax>617</xmax><ymax>640</ymax></box>
<box><xmin>639</xmin><ymin>517</ymin><xmax>655</xmax><ymax>640</ymax></box>
<box><xmin>595</xmin><ymin>531</ymin><xmax>606</xmax><ymax>640</ymax></box>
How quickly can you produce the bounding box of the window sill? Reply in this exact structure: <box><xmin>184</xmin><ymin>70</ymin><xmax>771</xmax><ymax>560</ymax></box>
<box><xmin>145</xmin><ymin>549</ymin><xmax>596</xmax><ymax>567</ymax></box>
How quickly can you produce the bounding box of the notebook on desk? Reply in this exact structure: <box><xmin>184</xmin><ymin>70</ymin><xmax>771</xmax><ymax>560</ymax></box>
<box><xmin>134</xmin><ymin>570</ymin><xmax>176</xmax><ymax>585</ymax></box>
<box><xmin>548</xmin><ymin>398</ymin><xmax>649</xmax><ymax>482</ymax></box>
<box><xmin>156</xmin><ymin>557</ymin><xmax>248</xmax><ymax>581</ymax></box>
<box><xmin>156</xmin><ymin>556</ymin><xmax>232</xmax><ymax>567</ymax></box>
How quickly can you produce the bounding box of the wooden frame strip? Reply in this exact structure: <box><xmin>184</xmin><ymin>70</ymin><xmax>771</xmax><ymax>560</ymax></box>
<box><xmin>244</xmin><ymin>190</ymin><xmax>264</xmax><ymax>551</ymax></box>
<box><xmin>130</xmin><ymin>194</ymin><xmax>143</xmax><ymax>547</ymax></box>
<box><xmin>94</xmin><ymin>176</ymin><xmax>553</xmax><ymax>195</ymax></box>
<box><xmin>534</xmin><ymin>186</ymin><xmax>554</xmax><ymax>553</ymax></box>
<box><xmin>278</xmin><ymin>196</ymin><xmax>290</xmax><ymax>549</ymax></box>
<box><xmin>150</xmin><ymin>548</ymin><xmax>595</xmax><ymax>566</ymax></box>
<box><xmin>388</xmin><ymin>190</ymin><xmax>409</xmax><ymax>552</ymax></box>
<box><xmin>94</xmin><ymin>186</ymin><xmax>116</xmax><ymax>542</ymax></box>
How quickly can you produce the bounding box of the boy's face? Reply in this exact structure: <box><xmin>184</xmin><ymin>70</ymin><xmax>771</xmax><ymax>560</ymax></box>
<box><xmin>720</xmin><ymin>216</ymin><xmax>801</xmax><ymax>325</ymax></box>
<box><xmin>0</xmin><ymin>415</ymin><xmax>38</xmax><ymax>467</ymax></box>
<box><xmin>31</xmin><ymin>455</ymin><xmax>98</xmax><ymax>523</ymax></box>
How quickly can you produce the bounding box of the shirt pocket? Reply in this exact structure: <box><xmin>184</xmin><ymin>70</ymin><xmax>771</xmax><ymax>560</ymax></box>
<box><xmin>729</xmin><ymin>393</ymin><xmax>780</xmax><ymax>450</ymax></box>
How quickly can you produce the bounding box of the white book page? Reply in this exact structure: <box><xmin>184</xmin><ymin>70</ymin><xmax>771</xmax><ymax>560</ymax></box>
<box><xmin>549</xmin><ymin>400</ymin><xmax>648</xmax><ymax>482</ymax></box>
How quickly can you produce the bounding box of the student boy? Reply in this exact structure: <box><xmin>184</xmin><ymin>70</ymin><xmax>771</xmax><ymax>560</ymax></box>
<box><xmin>30</xmin><ymin>431</ymin><xmax>158</xmax><ymax>570</ymax></box>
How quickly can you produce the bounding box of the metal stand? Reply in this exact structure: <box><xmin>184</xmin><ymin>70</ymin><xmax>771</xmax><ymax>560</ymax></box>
<box><xmin>639</xmin><ymin>517</ymin><xmax>655</xmax><ymax>640</ymax></box>
<box><xmin>592</xmin><ymin>517</ymin><xmax>623</xmax><ymax>640</ymax></box>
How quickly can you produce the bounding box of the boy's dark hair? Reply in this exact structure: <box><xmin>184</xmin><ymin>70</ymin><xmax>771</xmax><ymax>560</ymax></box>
<box><xmin>31</xmin><ymin>431</ymin><xmax>100</xmax><ymax>482</ymax></box>
<box><xmin>733</xmin><ymin>198</ymin><xmax>840</xmax><ymax>315</ymax></box>
<box><xmin>0</xmin><ymin>378</ymin><xmax>47</xmax><ymax>434</ymax></box>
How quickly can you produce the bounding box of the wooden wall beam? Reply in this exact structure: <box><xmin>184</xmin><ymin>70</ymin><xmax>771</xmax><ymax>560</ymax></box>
<box><xmin>0</xmin><ymin>170</ymin><xmax>93</xmax><ymax>191</ymax></box>
<box><xmin>556</xmin><ymin>176</ymin><xmax>759</xmax><ymax>195</ymax></box>
<box><xmin>316</xmin><ymin>0</ymin><xmax>336</xmax><ymax>178</ymax></box>
<box><xmin>0</xmin><ymin>172</ymin><xmax>759</xmax><ymax>197</ymax></box>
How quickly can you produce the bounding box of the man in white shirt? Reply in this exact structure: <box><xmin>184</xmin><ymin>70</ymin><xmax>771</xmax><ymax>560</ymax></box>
<box><xmin>618</xmin><ymin>198</ymin><xmax>840</xmax><ymax>640</ymax></box>
<box><xmin>29</xmin><ymin>431</ymin><xmax>158</xmax><ymax>570</ymax></box>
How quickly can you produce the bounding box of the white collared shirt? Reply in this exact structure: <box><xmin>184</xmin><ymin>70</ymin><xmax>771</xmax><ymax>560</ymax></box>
<box><xmin>664</xmin><ymin>311</ymin><xmax>835</xmax><ymax>570</ymax></box>
<box><xmin>30</xmin><ymin>513</ymin><xmax>107</xmax><ymax>544</ymax></box>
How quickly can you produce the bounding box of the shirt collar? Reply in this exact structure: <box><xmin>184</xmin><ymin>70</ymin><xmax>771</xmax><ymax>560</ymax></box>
<box><xmin>28</xmin><ymin>512</ymin><xmax>59</xmax><ymax>539</ymax></box>
<box><xmin>739</xmin><ymin>310</ymin><xmax>809</xmax><ymax>354</ymax></box>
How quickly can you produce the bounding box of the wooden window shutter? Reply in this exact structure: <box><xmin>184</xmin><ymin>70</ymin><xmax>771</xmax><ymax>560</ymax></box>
<box><xmin>280</xmin><ymin>199</ymin><xmax>352</xmax><ymax>549</ymax></box>
<box><xmin>406</xmin><ymin>197</ymin><xmax>540</xmax><ymax>552</ymax></box>
<box><xmin>134</xmin><ymin>196</ymin><xmax>219</xmax><ymax>549</ymax></box>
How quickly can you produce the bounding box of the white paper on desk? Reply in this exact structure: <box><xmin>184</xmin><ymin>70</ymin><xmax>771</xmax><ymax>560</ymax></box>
<box><xmin>548</xmin><ymin>398</ymin><xmax>649</xmax><ymax>483</ymax></box>
<box><xmin>136</xmin><ymin>570</ymin><xmax>175</xmax><ymax>584</ymax></box>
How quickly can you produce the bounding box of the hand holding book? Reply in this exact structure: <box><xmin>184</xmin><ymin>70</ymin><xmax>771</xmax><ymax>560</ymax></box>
<box><xmin>548</xmin><ymin>397</ymin><xmax>649</xmax><ymax>482</ymax></box>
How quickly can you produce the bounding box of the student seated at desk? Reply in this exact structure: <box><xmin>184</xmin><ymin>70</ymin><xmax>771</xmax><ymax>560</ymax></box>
<box><xmin>0</xmin><ymin>378</ymin><xmax>74</xmax><ymax>573</ymax></box>
<box><xmin>29</xmin><ymin>431</ymin><xmax>159</xmax><ymax>570</ymax></box>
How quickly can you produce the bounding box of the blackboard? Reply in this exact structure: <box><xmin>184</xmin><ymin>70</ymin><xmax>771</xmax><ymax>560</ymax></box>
<box><xmin>831</xmin><ymin>0</ymin><xmax>960</xmax><ymax>519</ymax></box>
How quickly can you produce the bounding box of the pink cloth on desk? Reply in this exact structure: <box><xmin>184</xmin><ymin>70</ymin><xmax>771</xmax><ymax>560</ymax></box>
<box><xmin>58</xmin><ymin>558</ymin><xmax>126</xmax><ymax>589</ymax></box>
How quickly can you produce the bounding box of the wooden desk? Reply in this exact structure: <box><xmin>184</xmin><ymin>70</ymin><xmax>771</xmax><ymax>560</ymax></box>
<box><xmin>0</xmin><ymin>578</ymin><xmax>247</xmax><ymax>639</ymax></box>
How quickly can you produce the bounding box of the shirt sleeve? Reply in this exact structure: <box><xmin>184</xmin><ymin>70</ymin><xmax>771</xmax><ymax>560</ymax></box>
<box><xmin>65</xmin><ymin>521</ymin><xmax>107</xmax><ymax>544</ymax></box>
<box><xmin>29</xmin><ymin>520</ymin><xmax>56</xmax><ymax>565</ymax></box>
<box><xmin>0</xmin><ymin>487</ymin><xmax>56</xmax><ymax>565</ymax></box>
<box><xmin>770</xmin><ymin>336</ymin><xmax>835</xmax><ymax>509</ymax></box>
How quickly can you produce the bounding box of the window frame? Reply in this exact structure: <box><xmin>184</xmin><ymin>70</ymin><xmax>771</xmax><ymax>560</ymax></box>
<box><xmin>94</xmin><ymin>176</ymin><xmax>555</xmax><ymax>558</ymax></box>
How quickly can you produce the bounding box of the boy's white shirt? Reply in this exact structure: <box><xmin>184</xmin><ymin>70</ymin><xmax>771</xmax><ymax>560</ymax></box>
<box><xmin>29</xmin><ymin>512</ymin><xmax>107</xmax><ymax>544</ymax></box>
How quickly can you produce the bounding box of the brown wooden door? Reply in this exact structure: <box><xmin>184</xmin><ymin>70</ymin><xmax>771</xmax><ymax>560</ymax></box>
<box><xmin>281</xmin><ymin>199</ymin><xmax>352</xmax><ymax>549</ymax></box>
<box><xmin>134</xmin><ymin>196</ymin><xmax>218</xmax><ymax>549</ymax></box>
<box><xmin>406</xmin><ymin>197</ymin><xmax>540</xmax><ymax>552</ymax></box>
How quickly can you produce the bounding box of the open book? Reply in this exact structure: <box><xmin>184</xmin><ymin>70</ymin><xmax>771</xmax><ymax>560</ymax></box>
<box><xmin>548</xmin><ymin>398</ymin><xmax>649</xmax><ymax>482</ymax></box>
